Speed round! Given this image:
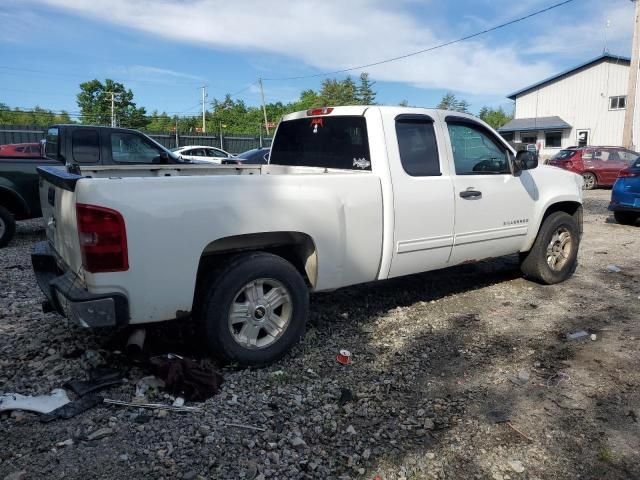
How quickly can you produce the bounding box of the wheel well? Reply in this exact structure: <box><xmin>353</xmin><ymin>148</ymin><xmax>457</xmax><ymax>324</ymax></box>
<box><xmin>196</xmin><ymin>232</ymin><xmax>318</xmax><ymax>288</ymax></box>
<box><xmin>542</xmin><ymin>201</ymin><xmax>583</xmax><ymax>235</ymax></box>
<box><xmin>0</xmin><ymin>188</ymin><xmax>29</xmax><ymax>219</ymax></box>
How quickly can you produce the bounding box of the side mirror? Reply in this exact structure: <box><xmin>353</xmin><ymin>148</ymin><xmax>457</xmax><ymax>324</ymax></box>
<box><xmin>515</xmin><ymin>151</ymin><xmax>538</xmax><ymax>171</ymax></box>
<box><xmin>158</xmin><ymin>151</ymin><xmax>170</xmax><ymax>164</ymax></box>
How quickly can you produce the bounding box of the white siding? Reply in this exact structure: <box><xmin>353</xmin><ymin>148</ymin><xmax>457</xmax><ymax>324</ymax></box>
<box><xmin>513</xmin><ymin>59</ymin><xmax>633</xmax><ymax>157</ymax></box>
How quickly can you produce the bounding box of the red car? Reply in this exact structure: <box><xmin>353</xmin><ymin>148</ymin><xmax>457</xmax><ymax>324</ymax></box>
<box><xmin>0</xmin><ymin>143</ymin><xmax>42</xmax><ymax>158</ymax></box>
<box><xmin>547</xmin><ymin>146</ymin><xmax>638</xmax><ymax>190</ymax></box>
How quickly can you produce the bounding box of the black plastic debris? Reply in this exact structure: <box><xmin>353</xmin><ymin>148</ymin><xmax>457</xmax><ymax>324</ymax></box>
<box><xmin>40</xmin><ymin>394</ymin><xmax>104</xmax><ymax>422</ymax></box>
<box><xmin>65</xmin><ymin>368</ymin><xmax>125</xmax><ymax>397</ymax></box>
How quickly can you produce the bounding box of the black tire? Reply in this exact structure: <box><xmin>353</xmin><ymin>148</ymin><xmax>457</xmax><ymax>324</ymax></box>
<box><xmin>0</xmin><ymin>206</ymin><xmax>16</xmax><ymax>248</ymax></box>
<box><xmin>520</xmin><ymin>211</ymin><xmax>580</xmax><ymax>285</ymax></box>
<box><xmin>582</xmin><ymin>172</ymin><xmax>597</xmax><ymax>190</ymax></box>
<box><xmin>196</xmin><ymin>252</ymin><xmax>309</xmax><ymax>366</ymax></box>
<box><xmin>613</xmin><ymin>211</ymin><xmax>639</xmax><ymax>226</ymax></box>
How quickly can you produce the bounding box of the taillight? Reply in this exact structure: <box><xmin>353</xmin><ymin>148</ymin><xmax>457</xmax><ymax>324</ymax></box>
<box><xmin>76</xmin><ymin>204</ymin><xmax>128</xmax><ymax>273</ymax></box>
<box><xmin>307</xmin><ymin>107</ymin><xmax>334</xmax><ymax>116</ymax></box>
<box><xmin>618</xmin><ymin>168</ymin><xmax>640</xmax><ymax>178</ymax></box>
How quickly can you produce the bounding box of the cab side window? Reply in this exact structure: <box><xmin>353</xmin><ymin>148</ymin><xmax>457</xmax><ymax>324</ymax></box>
<box><xmin>447</xmin><ymin>123</ymin><xmax>510</xmax><ymax>175</ymax></box>
<box><xmin>72</xmin><ymin>129</ymin><xmax>100</xmax><ymax>163</ymax></box>
<box><xmin>111</xmin><ymin>133</ymin><xmax>163</xmax><ymax>163</ymax></box>
<box><xmin>395</xmin><ymin>116</ymin><xmax>441</xmax><ymax>176</ymax></box>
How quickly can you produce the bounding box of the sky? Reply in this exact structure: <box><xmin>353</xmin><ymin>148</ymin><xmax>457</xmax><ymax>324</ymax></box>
<box><xmin>0</xmin><ymin>0</ymin><xmax>635</xmax><ymax>117</ymax></box>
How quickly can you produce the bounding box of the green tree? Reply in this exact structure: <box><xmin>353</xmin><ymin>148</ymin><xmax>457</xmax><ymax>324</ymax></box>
<box><xmin>356</xmin><ymin>73</ymin><xmax>376</xmax><ymax>105</ymax></box>
<box><xmin>398</xmin><ymin>99</ymin><xmax>409</xmax><ymax>107</ymax></box>
<box><xmin>437</xmin><ymin>93</ymin><xmax>470</xmax><ymax>113</ymax></box>
<box><xmin>318</xmin><ymin>77</ymin><xmax>359</xmax><ymax>106</ymax></box>
<box><xmin>478</xmin><ymin>106</ymin><xmax>513</xmax><ymax>129</ymax></box>
<box><xmin>77</xmin><ymin>79</ymin><xmax>148</xmax><ymax>129</ymax></box>
<box><xmin>0</xmin><ymin>103</ymin><xmax>72</xmax><ymax>126</ymax></box>
<box><xmin>146</xmin><ymin>110</ymin><xmax>175</xmax><ymax>132</ymax></box>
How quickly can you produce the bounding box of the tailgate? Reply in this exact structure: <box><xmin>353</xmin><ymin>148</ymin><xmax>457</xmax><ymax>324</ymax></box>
<box><xmin>38</xmin><ymin>166</ymin><xmax>84</xmax><ymax>274</ymax></box>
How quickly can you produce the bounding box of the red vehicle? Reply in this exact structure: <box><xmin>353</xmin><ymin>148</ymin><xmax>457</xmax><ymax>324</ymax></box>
<box><xmin>0</xmin><ymin>143</ymin><xmax>42</xmax><ymax>158</ymax></box>
<box><xmin>547</xmin><ymin>146</ymin><xmax>638</xmax><ymax>190</ymax></box>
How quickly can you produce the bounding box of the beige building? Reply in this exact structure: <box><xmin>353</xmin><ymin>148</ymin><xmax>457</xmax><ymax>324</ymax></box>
<box><xmin>499</xmin><ymin>54</ymin><xmax>639</xmax><ymax>158</ymax></box>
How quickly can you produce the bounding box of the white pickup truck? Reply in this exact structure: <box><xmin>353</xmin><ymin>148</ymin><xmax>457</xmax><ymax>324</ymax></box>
<box><xmin>33</xmin><ymin>106</ymin><xmax>583</xmax><ymax>366</ymax></box>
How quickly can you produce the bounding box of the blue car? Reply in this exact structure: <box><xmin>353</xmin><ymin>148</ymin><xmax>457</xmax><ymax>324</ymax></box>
<box><xmin>609</xmin><ymin>155</ymin><xmax>640</xmax><ymax>225</ymax></box>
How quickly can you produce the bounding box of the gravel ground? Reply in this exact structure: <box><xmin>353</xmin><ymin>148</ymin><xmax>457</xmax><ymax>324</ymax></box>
<box><xmin>1</xmin><ymin>189</ymin><xmax>639</xmax><ymax>480</ymax></box>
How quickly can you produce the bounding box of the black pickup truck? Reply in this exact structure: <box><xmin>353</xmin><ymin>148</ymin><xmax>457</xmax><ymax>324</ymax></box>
<box><xmin>0</xmin><ymin>124</ymin><xmax>184</xmax><ymax>247</ymax></box>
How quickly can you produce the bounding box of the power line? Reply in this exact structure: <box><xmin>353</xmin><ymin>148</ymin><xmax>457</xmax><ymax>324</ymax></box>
<box><xmin>263</xmin><ymin>0</ymin><xmax>577</xmax><ymax>81</ymax></box>
<box><xmin>227</xmin><ymin>81</ymin><xmax>258</xmax><ymax>98</ymax></box>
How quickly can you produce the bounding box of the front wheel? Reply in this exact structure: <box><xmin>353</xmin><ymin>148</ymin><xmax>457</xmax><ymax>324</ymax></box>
<box><xmin>582</xmin><ymin>172</ymin><xmax>597</xmax><ymax>190</ymax></box>
<box><xmin>520</xmin><ymin>211</ymin><xmax>580</xmax><ymax>284</ymax></box>
<box><xmin>614</xmin><ymin>211</ymin><xmax>639</xmax><ymax>225</ymax></box>
<box><xmin>196</xmin><ymin>252</ymin><xmax>309</xmax><ymax>366</ymax></box>
<box><xmin>0</xmin><ymin>206</ymin><xmax>16</xmax><ymax>248</ymax></box>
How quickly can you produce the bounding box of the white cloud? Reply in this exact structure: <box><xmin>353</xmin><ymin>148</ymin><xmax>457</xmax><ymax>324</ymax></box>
<box><xmin>524</xmin><ymin>1</ymin><xmax>633</xmax><ymax>57</ymax></box>
<box><xmin>25</xmin><ymin>0</ymin><xmax>609</xmax><ymax>95</ymax></box>
<box><xmin>126</xmin><ymin>65</ymin><xmax>205</xmax><ymax>82</ymax></box>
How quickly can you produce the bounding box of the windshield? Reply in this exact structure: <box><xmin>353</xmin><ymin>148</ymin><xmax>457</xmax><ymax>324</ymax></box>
<box><xmin>633</xmin><ymin>157</ymin><xmax>640</xmax><ymax>169</ymax></box>
<box><xmin>270</xmin><ymin>116</ymin><xmax>371</xmax><ymax>170</ymax></box>
<box><xmin>236</xmin><ymin>149</ymin><xmax>263</xmax><ymax>159</ymax></box>
<box><xmin>551</xmin><ymin>149</ymin><xmax>577</xmax><ymax>160</ymax></box>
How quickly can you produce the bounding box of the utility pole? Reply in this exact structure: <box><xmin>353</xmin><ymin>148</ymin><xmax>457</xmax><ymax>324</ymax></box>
<box><xmin>106</xmin><ymin>91</ymin><xmax>117</xmax><ymax>127</ymax></box>
<box><xmin>175</xmin><ymin>117</ymin><xmax>179</xmax><ymax>147</ymax></box>
<box><xmin>623</xmin><ymin>0</ymin><xmax>640</xmax><ymax>149</ymax></box>
<box><xmin>201</xmin><ymin>85</ymin><xmax>207</xmax><ymax>133</ymax></box>
<box><xmin>259</xmin><ymin>78</ymin><xmax>269</xmax><ymax>135</ymax></box>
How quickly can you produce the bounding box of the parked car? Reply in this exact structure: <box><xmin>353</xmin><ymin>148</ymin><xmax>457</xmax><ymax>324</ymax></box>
<box><xmin>0</xmin><ymin>143</ymin><xmax>42</xmax><ymax>158</ymax></box>
<box><xmin>547</xmin><ymin>146</ymin><xmax>638</xmax><ymax>189</ymax></box>
<box><xmin>33</xmin><ymin>106</ymin><xmax>583</xmax><ymax>366</ymax></box>
<box><xmin>223</xmin><ymin>147</ymin><xmax>270</xmax><ymax>165</ymax></box>
<box><xmin>171</xmin><ymin>145</ymin><xmax>232</xmax><ymax>163</ymax></box>
<box><xmin>608</xmin><ymin>155</ymin><xmax>640</xmax><ymax>225</ymax></box>
<box><xmin>0</xmin><ymin>124</ymin><xmax>186</xmax><ymax>247</ymax></box>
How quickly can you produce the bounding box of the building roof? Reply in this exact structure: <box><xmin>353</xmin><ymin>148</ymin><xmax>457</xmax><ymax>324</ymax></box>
<box><xmin>506</xmin><ymin>54</ymin><xmax>630</xmax><ymax>100</ymax></box>
<box><xmin>498</xmin><ymin>116</ymin><xmax>572</xmax><ymax>133</ymax></box>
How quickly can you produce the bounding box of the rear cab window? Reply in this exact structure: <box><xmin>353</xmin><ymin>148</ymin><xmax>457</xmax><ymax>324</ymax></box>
<box><xmin>270</xmin><ymin>116</ymin><xmax>371</xmax><ymax>170</ymax></box>
<box><xmin>552</xmin><ymin>150</ymin><xmax>577</xmax><ymax>160</ymax></box>
<box><xmin>45</xmin><ymin>127</ymin><xmax>60</xmax><ymax>160</ymax></box>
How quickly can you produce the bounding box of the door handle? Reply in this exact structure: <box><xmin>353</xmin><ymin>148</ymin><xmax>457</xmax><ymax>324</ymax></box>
<box><xmin>459</xmin><ymin>190</ymin><xmax>482</xmax><ymax>199</ymax></box>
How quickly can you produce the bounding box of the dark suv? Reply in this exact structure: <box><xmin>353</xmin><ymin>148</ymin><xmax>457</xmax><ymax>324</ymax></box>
<box><xmin>547</xmin><ymin>146</ymin><xmax>638</xmax><ymax>190</ymax></box>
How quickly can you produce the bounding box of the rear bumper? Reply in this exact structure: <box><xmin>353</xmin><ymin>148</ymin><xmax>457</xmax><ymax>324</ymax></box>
<box><xmin>31</xmin><ymin>241</ymin><xmax>129</xmax><ymax>327</ymax></box>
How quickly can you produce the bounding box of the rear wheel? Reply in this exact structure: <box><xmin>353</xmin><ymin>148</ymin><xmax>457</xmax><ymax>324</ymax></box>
<box><xmin>582</xmin><ymin>172</ymin><xmax>597</xmax><ymax>190</ymax></box>
<box><xmin>520</xmin><ymin>211</ymin><xmax>579</xmax><ymax>284</ymax></box>
<box><xmin>196</xmin><ymin>252</ymin><xmax>308</xmax><ymax>366</ymax></box>
<box><xmin>614</xmin><ymin>211</ymin><xmax>639</xmax><ymax>225</ymax></box>
<box><xmin>0</xmin><ymin>206</ymin><xmax>16</xmax><ymax>248</ymax></box>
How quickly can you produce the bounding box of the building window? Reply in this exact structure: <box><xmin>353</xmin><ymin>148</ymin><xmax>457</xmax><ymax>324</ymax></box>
<box><xmin>610</xmin><ymin>96</ymin><xmax>626</xmax><ymax>110</ymax></box>
<box><xmin>500</xmin><ymin>132</ymin><xmax>514</xmax><ymax>142</ymax></box>
<box><xmin>520</xmin><ymin>134</ymin><xmax>537</xmax><ymax>144</ymax></box>
<box><xmin>545</xmin><ymin>131</ymin><xmax>562</xmax><ymax>148</ymax></box>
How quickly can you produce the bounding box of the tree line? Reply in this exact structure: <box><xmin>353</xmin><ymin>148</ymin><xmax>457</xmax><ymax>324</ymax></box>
<box><xmin>0</xmin><ymin>75</ymin><xmax>512</xmax><ymax>133</ymax></box>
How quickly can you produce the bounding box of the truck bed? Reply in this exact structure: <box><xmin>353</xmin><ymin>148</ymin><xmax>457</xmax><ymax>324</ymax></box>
<box><xmin>77</xmin><ymin>163</ymin><xmax>371</xmax><ymax>179</ymax></box>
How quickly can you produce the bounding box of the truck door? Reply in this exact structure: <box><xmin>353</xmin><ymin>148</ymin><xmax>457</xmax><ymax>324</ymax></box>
<box><xmin>445</xmin><ymin>117</ymin><xmax>538</xmax><ymax>264</ymax></box>
<box><xmin>385</xmin><ymin>113</ymin><xmax>455</xmax><ymax>278</ymax></box>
